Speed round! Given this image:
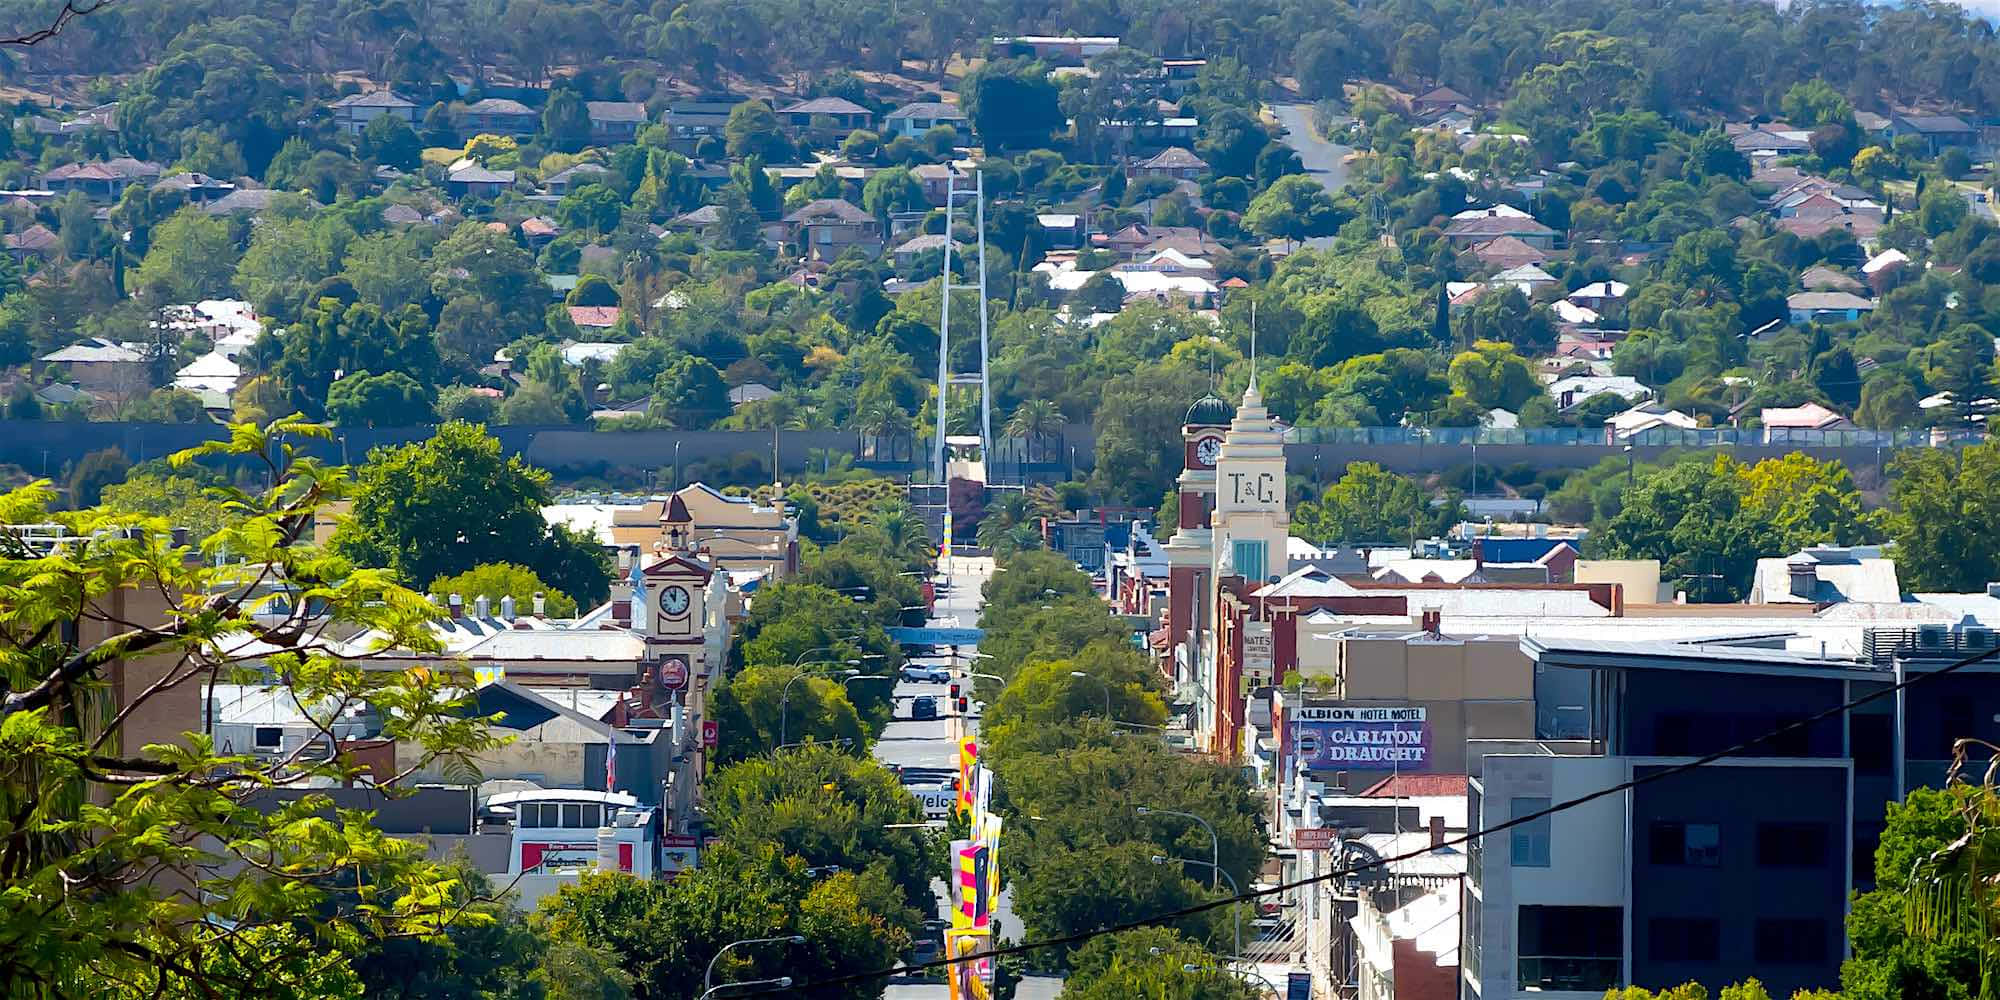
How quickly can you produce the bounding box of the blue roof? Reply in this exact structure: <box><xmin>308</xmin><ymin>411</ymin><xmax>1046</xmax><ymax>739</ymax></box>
<box><xmin>1473</xmin><ymin>537</ymin><xmax>1577</xmax><ymax>564</ymax></box>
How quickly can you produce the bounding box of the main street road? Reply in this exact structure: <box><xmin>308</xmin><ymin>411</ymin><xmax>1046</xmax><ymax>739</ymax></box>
<box><xmin>1269</xmin><ymin>102</ymin><xmax>1354</xmax><ymax>190</ymax></box>
<box><xmin>881</xmin><ymin>554</ymin><xmax>1062</xmax><ymax>1000</ymax></box>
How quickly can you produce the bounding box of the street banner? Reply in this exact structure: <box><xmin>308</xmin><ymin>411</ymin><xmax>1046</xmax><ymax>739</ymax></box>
<box><xmin>980</xmin><ymin>814</ymin><xmax>1002</xmax><ymax>913</ymax></box>
<box><xmin>944</xmin><ymin>929</ymin><xmax>991</xmax><ymax>1000</ymax></box>
<box><xmin>956</xmin><ymin>734</ymin><xmax>980</xmax><ymax>817</ymax></box>
<box><xmin>955</xmin><ymin>840</ymin><xmax>991</xmax><ymax>930</ymax></box>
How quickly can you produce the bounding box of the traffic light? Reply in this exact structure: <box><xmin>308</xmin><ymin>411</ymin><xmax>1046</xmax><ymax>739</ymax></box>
<box><xmin>956</xmin><ymin>697</ymin><xmax>969</xmax><ymax>714</ymax></box>
<box><xmin>948</xmin><ymin>683</ymin><xmax>960</xmax><ymax>699</ymax></box>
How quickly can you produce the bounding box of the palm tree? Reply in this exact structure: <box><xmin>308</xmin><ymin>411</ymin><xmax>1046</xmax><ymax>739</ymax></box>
<box><xmin>860</xmin><ymin>501</ymin><xmax>935</xmax><ymax>566</ymax></box>
<box><xmin>1909</xmin><ymin>740</ymin><xmax>2000</xmax><ymax>996</ymax></box>
<box><xmin>854</xmin><ymin>400</ymin><xmax>913</xmax><ymax>461</ymax></box>
<box><xmin>1006</xmin><ymin>399</ymin><xmax>1066</xmax><ymax>463</ymax></box>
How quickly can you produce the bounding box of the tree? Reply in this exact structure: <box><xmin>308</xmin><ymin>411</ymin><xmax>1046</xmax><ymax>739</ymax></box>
<box><xmin>1294</xmin><ymin>462</ymin><xmax>1431</xmax><ymax>544</ymax></box>
<box><xmin>704</xmin><ymin>743</ymin><xmax>933</xmax><ymax>919</ymax></box>
<box><xmin>335</xmin><ymin>421</ymin><xmax>612</xmax><ymax>603</ymax></box>
<box><xmin>653</xmin><ymin>354</ymin><xmax>730</xmax><ymax>428</ymax></box>
<box><xmin>1846</xmin><ymin>784</ymin><xmax>1984</xmax><ymax>1000</ymax></box>
<box><xmin>1888</xmin><ymin>442</ymin><xmax>2000</xmax><ymax>592</ymax></box>
<box><xmin>534</xmin><ymin>846</ymin><xmax>908</xmax><ymax>1000</ymax></box>
<box><xmin>708</xmin><ymin>664</ymin><xmax>867</xmax><ymax>763</ymax></box>
<box><xmin>131</xmin><ymin>206</ymin><xmax>238</xmax><ymax>303</ymax></box>
<box><xmin>1855</xmin><ymin>374</ymin><xmax>1921</xmax><ymax>429</ymax></box>
<box><xmin>428</xmin><ymin>222</ymin><xmax>549</xmax><ymax>344</ymax></box>
<box><xmin>276</xmin><ymin>298</ymin><xmax>439</xmax><ymax>416</ymax></box>
<box><xmin>861</xmin><ymin>165</ymin><xmax>924</xmax><ymax>222</ymax></box>
<box><xmin>325</xmin><ymin>370</ymin><xmax>435</xmax><ymax>427</ymax></box>
<box><xmin>1091</xmin><ymin>364</ymin><xmax>1208</xmax><ymax>503</ymax></box>
<box><xmin>1074</xmin><ymin>270</ymin><xmax>1127</xmax><ymax>314</ymax></box>
<box><xmin>360</xmin><ymin>113</ymin><xmax>423</xmax><ymax>171</ymax></box>
<box><xmin>542</xmin><ymin>88</ymin><xmax>591</xmax><ymax>151</ymax></box>
<box><xmin>984</xmin><ymin>642</ymin><xmax>1168</xmax><ymax>736</ymax></box>
<box><xmin>557</xmin><ymin>183</ymin><xmax>625</xmax><ymax>234</ymax></box>
<box><xmin>723</xmin><ymin>100</ymin><xmax>787</xmax><ymax>160</ymax></box>
<box><xmin>1065</xmin><ymin>928</ymin><xmax>1259</xmax><ymax>1000</ymax></box>
<box><xmin>1244</xmin><ymin>174</ymin><xmax>1343</xmax><ymax>245</ymax></box>
<box><xmin>961</xmin><ymin>59</ymin><xmax>1063</xmax><ymax>153</ymax></box>
<box><xmin>428</xmin><ymin>561</ymin><xmax>579</xmax><ymax>617</ymax></box>
<box><xmin>1195</xmin><ymin>108</ymin><xmax>1268</xmax><ymax>180</ymax></box>
<box><xmin>1919</xmin><ymin>179</ymin><xmax>1971</xmax><ymax>237</ymax></box>
<box><xmin>67</xmin><ymin>446</ymin><xmax>130</xmax><ymax>507</ymax></box>
<box><xmin>1918</xmin><ymin>324</ymin><xmax>1997</xmax><ymax>423</ymax></box>
<box><xmin>1448</xmin><ymin>340</ymin><xmax>1539</xmax><ymax>410</ymax></box>
<box><xmin>1010</xmin><ymin>840</ymin><xmax>1229</xmax><ymax>963</ymax></box>
<box><xmin>0</xmin><ymin>419</ymin><xmax>502</xmax><ymax>994</ymax></box>
<box><xmin>1292</xmin><ymin>31</ymin><xmax>1347</xmax><ymax>101</ymax></box>
<box><xmin>99</xmin><ymin>472</ymin><xmax>230</xmax><ymax>540</ymax></box>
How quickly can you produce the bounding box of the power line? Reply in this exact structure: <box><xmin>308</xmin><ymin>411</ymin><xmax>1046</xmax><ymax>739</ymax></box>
<box><xmin>766</xmin><ymin>638</ymin><xmax>2000</xmax><ymax>994</ymax></box>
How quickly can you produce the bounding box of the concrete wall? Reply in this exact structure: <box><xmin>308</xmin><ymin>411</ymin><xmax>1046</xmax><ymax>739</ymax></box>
<box><xmin>1575</xmin><ymin>560</ymin><xmax>1668</xmax><ymax>604</ymax></box>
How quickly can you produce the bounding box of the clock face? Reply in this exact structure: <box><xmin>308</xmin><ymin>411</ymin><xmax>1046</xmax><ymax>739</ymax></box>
<box><xmin>659</xmin><ymin>585</ymin><xmax>691</xmax><ymax>617</ymax></box>
<box><xmin>1194</xmin><ymin>436</ymin><xmax>1222</xmax><ymax>467</ymax></box>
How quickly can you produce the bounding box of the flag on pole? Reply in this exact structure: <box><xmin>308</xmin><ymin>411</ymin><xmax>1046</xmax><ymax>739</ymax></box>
<box><xmin>605</xmin><ymin>737</ymin><xmax>618</xmax><ymax>792</ymax></box>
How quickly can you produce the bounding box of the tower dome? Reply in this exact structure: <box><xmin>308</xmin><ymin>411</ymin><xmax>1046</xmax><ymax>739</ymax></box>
<box><xmin>1185</xmin><ymin>392</ymin><xmax>1233</xmax><ymax>427</ymax></box>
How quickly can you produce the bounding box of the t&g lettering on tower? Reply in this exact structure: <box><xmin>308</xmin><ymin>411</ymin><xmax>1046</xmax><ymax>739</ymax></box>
<box><xmin>1227</xmin><ymin>471</ymin><xmax>1280</xmax><ymax>505</ymax></box>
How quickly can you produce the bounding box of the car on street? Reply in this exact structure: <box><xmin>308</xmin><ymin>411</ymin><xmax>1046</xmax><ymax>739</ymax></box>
<box><xmin>902</xmin><ymin>664</ymin><xmax>951</xmax><ymax>683</ymax></box>
<box><xmin>911</xmin><ymin>695</ymin><xmax>939</xmax><ymax>720</ymax></box>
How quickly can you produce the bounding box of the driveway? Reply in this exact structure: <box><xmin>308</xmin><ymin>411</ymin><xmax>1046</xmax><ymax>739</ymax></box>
<box><xmin>1268</xmin><ymin>103</ymin><xmax>1354</xmax><ymax>191</ymax></box>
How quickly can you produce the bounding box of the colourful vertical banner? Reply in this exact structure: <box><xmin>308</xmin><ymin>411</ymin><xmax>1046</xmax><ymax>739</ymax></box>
<box><xmin>955</xmin><ymin>734</ymin><xmax>979</xmax><ymax>818</ymax></box>
<box><xmin>944</xmin><ymin>929</ymin><xmax>990</xmax><ymax>1000</ymax></box>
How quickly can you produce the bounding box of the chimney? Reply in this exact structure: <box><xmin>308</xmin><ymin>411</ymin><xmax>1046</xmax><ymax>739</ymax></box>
<box><xmin>1985</xmin><ymin>582</ymin><xmax>2000</xmax><ymax>599</ymax></box>
<box><xmin>474</xmin><ymin>595</ymin><xmax>490</xmax><ymax>619</ymax></box>
<box><xmin>1429</xmin><ymin>815</ymin><xmax>1446</xmax><ymax>848</ymax></box>
<box><xmin>447</xmin><ymin>593</ymin><xmax>464</xmax><ymax>619</ymax></box>
<box><xmin>533</xmin><ymin>592</ymin><xmax>547</xmax><ymax>616</ymax></box>
<box><xmin>499</xmin><ymin>595</ymin><xmax>515</xmax><ymax>619</ymax></box>
<box><xmin>1787</xmin><ymin>560</ymin><xmax>1818</xmax><ymax>599</ymax></box>
<box><xmin>1420</xmin><ymin>606</ymin><xmax>1442</xmax><ymax>638</ymax></box>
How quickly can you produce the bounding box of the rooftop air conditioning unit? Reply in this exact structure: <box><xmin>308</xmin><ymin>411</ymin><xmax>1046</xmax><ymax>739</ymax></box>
<box><xmin>1919</xmin><ymin>625</ymin><xmax>1947</xmax><ymax>649</ymax></box>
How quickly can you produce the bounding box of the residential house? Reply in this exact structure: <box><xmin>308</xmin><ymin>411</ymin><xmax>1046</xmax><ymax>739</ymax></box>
<box><xmin>520</xmin><ymin>216</ymin><xmax>559</xmax><ymax>247</ymax></box>
<box><xmin>910</xmin><ymin>162</ymin><xmax>972</xmax><ymax>206</ymax></box>
<box><xmin>990</xmin><ymin>35</ymin><xmax>1120</xmax><ymax>61</ymax></box>
<box><xmin>1128</xmin><ymin>146</ymin><xmax>1208</xmax><ymax>180</ymax></box>
<box><xmin>585</xmin><ymin>101</ymin><xmax>648</xmax><ymax>144</ymax></box>
<box><xmin>381</xmin><ymin>203</ymin><xmax>424</xmax><ymax>226</ymax></box>
<box><xmin>39</xmin><ymin>337</ymin><xmax>148</xmax><ymax>397</ymax></box>
<box><xmin>1158</xmin><ymin>59</ymin><xmax>1206</xmax><ymax>95</ymax></box>
<box><xmin>4</xmin><ymin>223</ymin><xmax>57</xmax><ymax>262</ymax></box>
<box><xmin>461</xmin><ymin>98</ymin><xmax>539</xmax><ymax>138</ymax></box>
<box><xmin>152</xmin><ymin>172</ymin><xmax>236</xmax><ymax>203</ymax></box>
<box><xmin>1759</xmin><ymin>401</ymin><xmax>1853</xmax><ymax>436</ymax></box>
<box><xmin>1606</xmin><ymin>401</ymin><xmax>1698</xmax><ymax>441</ymax></box>
<box><xmin>448</xmin><ymin>162</ymin><xmax>516</xmax><ymax>199</ymax></box>
<box><xmin>776</xmin><ymin>97</ymin><xmax>872</xmax><ymax>135</ymax></box>
<box><xmin>892</xmin><ymin>232</ymin><xmax>960</xmax><ymax>271</ymax></box>
<box><xmin>666</xmin><ymin>204</ymin><xmax>724</xmax><ymax>241</ymax></box>
<box><xmin>329</xmin><ymin>90</ymin><xmax>418</xmax><ymax>135</ymax></box>
<box><xmin>728</xmin><ymin>382</ymin><xmax>778</xmax><ymax>408</ymax></box>
<box><xmin>1098</xmin><ymin>223</ymin><xmax>1210</xmax><ymax>257</ymax></box>
<box><xmin>1732</xmin><ymin>128</ymin><xmax>1811</xmax><ymax>159</ymax></box>
<box><xmin>543</xmin><ymin>162</ymin><xmax>608</xmax><ymax>197</ymax></box>
<box><xmin>1546</xmin><ymin>374</ymin><xmax>1650</xmax><ymax>411</ymax></box>
<box><xmin>1469</xmin><ymin>236</ymin><xmax>1547</xmax><ymax>270</ymax></box>
<box><xmin>1095</xmin><ymin>115</ymin><xmax>1199</xmax><ymax>150</ymax></box>
<box><xmin>1037</xmin><ymin>213</ymin><xmax>1084</xmax><ymax>249</ymax></box>
<box><xmin>882</xmin><ymin>101</ymin><xmax>968</xmax><ymax>139</ymax></box>
<box><xmin>663</xmin><ymin>100</ymin><xmax>738</xmax><ymax>152</ymax></box>
<box><xmin>1411</xmin><ymin>85</ymin><xmax>1475</xmax><ymax>116</ymax></box>
<box><xmin>1444</xmin><ymin>209</ymin><xmax>1557</xmax><ymax>249</ymax></box>
<box><xmin>1786</xmin><ymin>290</ymin><xmax>1874</xmax><ymax>325</ymax></box>
<box><xmin>782</xmin><ymin>198</ymin><xmax>882</xmax><ymax>261</ymax></box>
<box><xmin>1565</xmin><ymin>281</ymin><xmax>1630</xmax><ymax>323</ymax></box>
<box><xmin>38</xmin><ymin>157</ymin><xmax>162</xmax><ymax>200</ymax></box>
<box><xmin>566</xmin><ymin>306</ymin><xmax>620</xmax><ymax>333</ymax></box>
<box><xmin>1799</xmin><ymin>265</ymin><xmax>1863</xmax><ymax>293</ymax></box>
<box><xmin>1490</xmin><ymin>264</ymin><xmax>1557</xmax><ymax>296</ymax></box>
<box><xmin>202</xmin><ymin>188</ymin><xmax>282</xmax><ymax>217</ymax></box>
<box><xmin>1889</xmin><ymin>113</ymin><xmax>1977</xmax><ymax>156</ymax></box>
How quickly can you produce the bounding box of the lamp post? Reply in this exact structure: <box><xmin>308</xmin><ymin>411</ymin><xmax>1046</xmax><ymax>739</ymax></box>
<box><xmin>781</xmin><ymin>661</ymin><xmax>861</xmax><ymax>746</ymax></box>
<box><xmin>1069</xmin><ymin>670</ymin><xmax>1112</xmax><ymax>719</ymax></box>
<box><xmin>1135</xmin><ymin>805</ymin><xmax>1219</xmax><ymax>889</ymax></box>
<box><xmin>1152</xmin><ymin>855</ymin><xmax>1241</xmax><ymax>955</ymax></box>
<box><xmin>703</xmin><ymin>936</ymin><xmax>804</xmax><ymax>995</ymax></box>
<box><xmin>698</xmin><ymin>977</ymin><xmax>793</xmax><ymax>999</ymax></box>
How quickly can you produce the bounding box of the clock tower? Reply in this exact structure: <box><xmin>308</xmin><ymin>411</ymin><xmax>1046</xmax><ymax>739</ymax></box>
<box><xmin>1160</xmin><ymin>393</ymin><xmax>1232</xmax><ymax>685</ymax></box>
<box><xmin>643</xmin><ymin>493</ymin><xmax>718</xmax><ymax>672</ymax></box>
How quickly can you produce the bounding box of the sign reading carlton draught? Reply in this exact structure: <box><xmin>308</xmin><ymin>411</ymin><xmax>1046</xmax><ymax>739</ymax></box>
<box><xmin>1291</xmin><ymin>706</ymin><xmax>1432</xmax><ymax>771</ymax></box>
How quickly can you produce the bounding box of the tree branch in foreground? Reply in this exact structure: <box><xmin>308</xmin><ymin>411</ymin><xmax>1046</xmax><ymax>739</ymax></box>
<box><xmin>1</xmin><ymin>0</ymin><xmax>114</xmax><ymax>47</ymax></box>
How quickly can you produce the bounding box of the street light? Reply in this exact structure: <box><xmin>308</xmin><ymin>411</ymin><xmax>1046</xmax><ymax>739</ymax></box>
<box><xmin>1151</xmin><ymin>855</ymin><xmax>1241</xmax><ymax>955</ymax></box>
<box><xmin>698</xmin><ymin>977</ymin><xmax>793</xmax><ymax>999</ymax></box>
<box><xmin>1069</xmin><ymin>670</ymin><xmax>1112</xmax><ymax>719</ymax></box>
<box><xmin>703</xmin><ymin>936</ymin><xmax>805</xmax><ymax>995</ymax></box>
<box><xmin>1135</xmin><ymin>805</ymin><xmax>1219</xmax><ymax>889</ymax></box>
<box><xmin>781</xmin><ymin>662</ymin><xmax>861</xmax><ymax>746</ymax></box>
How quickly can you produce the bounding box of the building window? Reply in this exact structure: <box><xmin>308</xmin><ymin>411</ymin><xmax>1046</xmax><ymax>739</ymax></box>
<box><xmin>1518</xmin><ymin>905</ymin><xmax>1621</xmax><ymax>992</ymax></box>
<box><xmin>1757</xmin><ymin>822</ymin><xmax>1830</xmax><ymax>868</ymax></box>
<box><xmin>1510</xmin><ymin>797</ymin><xmax>1551</xmax><ymax>867</ymax></box>
<box><xmin>561</xmin><ymin>803</ymin><xmax>584</xmax><ymax>828</ymax></box>
<box><xmin>1649</xmin><ymin>917</ymin><xmax>1721</xmax><ymax>962</ymax></box>
<box><xmin>581</xmin><ymin>803</ymin><xmax>602</xmax><ymax>828</ymax></box>
<box><xmin>253</xmin><ymin>726</ymin><xmax>283</xmax><ymax>750</ymax></box>
<box><xmin>1754</xmin><ymin>918</ymin><xmax>1829</xmax><ymax>965</ymax></box>
<box><xmin>1648</xmin><ymin>821</ymin><xmax>1721</xmax><ymax>867</ymax></box>
<box><xmin>1232</xmin><ymin>540</ymin><xmax>1266</xmax><ymax>584</ymax></box>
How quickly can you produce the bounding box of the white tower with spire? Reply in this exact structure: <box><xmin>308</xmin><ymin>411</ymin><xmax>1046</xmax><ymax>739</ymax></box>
<box><xmin>1210</xmin><ymin>372</ymin><xmax>1289</xmax><ymax>589</ymax></box>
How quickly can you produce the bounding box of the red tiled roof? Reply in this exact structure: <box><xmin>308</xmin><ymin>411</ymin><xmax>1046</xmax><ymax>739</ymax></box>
<box><xmin>1357</xmin><ymin>774</ymin><xmax>1469</xmax><ymax>798</ymax></box>
<box><xmin>566</xmin><ymin>305</ymin><xmax>620</xmax><ymax>328</ymax></box>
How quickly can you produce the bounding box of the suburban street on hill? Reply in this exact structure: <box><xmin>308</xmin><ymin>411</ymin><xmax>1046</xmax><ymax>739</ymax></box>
<box><xmin>881</xmin><ymin>555</ymin><xmax>1062</xmax><ymax>1000</ymax></box>
<box><xmin>1270</xmin><ymin>102</ymin><xmax>1354</xmax><ymax>189</ymax></box>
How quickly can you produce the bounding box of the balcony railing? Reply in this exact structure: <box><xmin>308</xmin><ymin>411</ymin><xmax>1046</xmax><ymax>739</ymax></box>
<box><xmin>1518</xmin><ymin>956</ymin><xmax>1621</xmax><ymax>992</ymax></box>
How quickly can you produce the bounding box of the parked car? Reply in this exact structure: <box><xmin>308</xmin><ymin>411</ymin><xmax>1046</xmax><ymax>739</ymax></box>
<box><xmin>911</xmin><ymin>696</ymin><xmax>939</xmax><ymax>720</ymax></box>
<box><xmin>902</xmin><ymin>664</ymin><xmax>951</xmax><ymax>683</ymax></box>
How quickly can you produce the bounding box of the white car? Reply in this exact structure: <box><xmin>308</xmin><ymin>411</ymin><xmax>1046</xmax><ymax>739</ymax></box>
<box><xmin>901</xmin><ymin>665</ymin><xmax>952</xmax><ymax>683</ymax></box>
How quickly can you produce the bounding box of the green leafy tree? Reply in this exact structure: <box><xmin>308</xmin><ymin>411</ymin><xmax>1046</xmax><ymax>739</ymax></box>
<box><xmin>325</xmin><ymin>370</ymin><xmax>435</xmax><ymax>427</ymax></box>
<box><xmin>67</xmin><ymin>446</ymin><xmax>131</xmax><ymax>507</ymax></box>
<box><xmin>1065</xmin><ymin>928</ymin><xmax>1259</xmax><ymax>1000</ymax></box>
<box><xmin>704</xmin><ymin>743</ymin><xmax>933</xmax><ymax>920</ymax></box>
<box><xmin>1888</xmin><ymin>442</ymin><xmax>2000</xmax><ymax>592</ymax></box>
<box><xmin>1091</xmin><ymin>364</ymin><xmax>1209</xmax><ymax>503</ymax></box>
<box><xmin>961</xmin><ymin>59</ymin><xmax>1063</xmax><ymax>153</ymax></box>
<box><xmin>428</xmin><ymin>222</ymin><xmax>549</xmax><ymax>343</ymax></box>
<box><xmin>428</xmin><ymin>562</ymin><xmax>579</xmax><ymax>618</ymax></box>
<box><xmin>99</xmin><ymin>472</ymin><xmax>230</xmax><ymax>540</ymax></box>
<box><xmin>360</xmin><ymin>113</ymin><xmax>423</xmax><ymax>171</ymax></box>
<box><xmin>708</xmin><ymin>664</ymin><xmax>867</xmax><ymax>764</ymax></box>
<box><xmin>334</xmin><ymin>421</ymin><xmax>612</xmax><ymax>603</ymax></box>
<box><xmin>131</xmin><ymin>206</ymin><xmax>239</xmax><ymax>303</ymax></box>
<box><xmin>983</xmin><ymin>641</ymin><xmax>1168</xmax><ymax>735</ymax></box>
<box><xmin>275</xmin><ymin>298</ymin><xmax>439</xmax><ymax>416</ymax></box>
<box><xmin>557</xmin><ymin>183</ymin><xmax>625</xmax><ymax>234</ymax></box>
<box><xmin>542</xmin><ymin>88</ymin><xmax>592</xmax><ymax>152</ymax></box>
<box><xmin>653</xmin><ymin>354</ymin><xmax>730</xmax><ymax>428</ymax></box>
<box><xmin>1244</xmin><ymin>174</ymin><xmax>1344</xmax><ymax>245</ymax></box>
<box><xmin>1448</xmin><ymin>340</ymin><xmax>1540</xmax><ymax>410</ymax></box>
<box><xmin>533</xmin><ymin>846</ymin><xmax>907</xmax><ymax>1000</ymax></box>
<box><xmin>0</xmin><ymin>419</ymin><xmax>504</xmax><ymax>994</ymax></box>
<box><xmin>1074</xmin><ymin>270</ymin><xmax>1127</xmax><ymax>314</ymax></box>
<box><xmin>861</xmin><ymin>165</ymin><xmax>925</xmax><ymax>222</ymax></box>
<box><xmin>723</xmin><ymin>100</ymin><xmax>788</xmax><ymax>160</ymax></box>
<box><xmin>1294</xmin><ymin>462</ymin><xmax>1431</xmax><ymax>544</ymax></box>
